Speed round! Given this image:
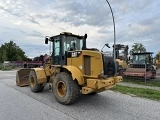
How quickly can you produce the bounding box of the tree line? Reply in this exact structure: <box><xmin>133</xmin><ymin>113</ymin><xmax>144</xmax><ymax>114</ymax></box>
<box><xmin>0</xmin><ymin>41</ymin><xmax>30</xmax><ymax>63</ymax></box>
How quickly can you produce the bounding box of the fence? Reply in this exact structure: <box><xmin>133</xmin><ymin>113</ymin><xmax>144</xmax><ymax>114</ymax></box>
<box><xmin>0</xmin><ymin>63</ymin><xmax>24</xmax><ymax>70</ymax></box>
<box><xmin>0</xmin><ymin>62</ymin><xmax>43</xmax><ymax>70</ymax></box>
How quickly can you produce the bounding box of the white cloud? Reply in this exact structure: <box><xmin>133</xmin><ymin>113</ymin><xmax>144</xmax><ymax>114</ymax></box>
<box><xmin>0</xmin><ymin>0</ymin><xmax>160</xmax><ymax>57</ymax></box>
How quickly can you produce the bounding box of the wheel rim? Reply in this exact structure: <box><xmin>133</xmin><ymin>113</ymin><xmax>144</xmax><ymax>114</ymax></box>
<box><xmin>56</xmin><ymin>81</ymin><xmax>67</xmax><ymax>97</ymax></box>
<box><xmin>30</xmin><ymin>76</ymin><xmax>35</xmax><ymax>87</ymax></box>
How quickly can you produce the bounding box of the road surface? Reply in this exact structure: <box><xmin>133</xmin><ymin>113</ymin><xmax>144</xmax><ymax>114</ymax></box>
<box><xmin>0</xmin><ymin>70</ymin><xmax>160</xmax><ymax>120</ymax></box>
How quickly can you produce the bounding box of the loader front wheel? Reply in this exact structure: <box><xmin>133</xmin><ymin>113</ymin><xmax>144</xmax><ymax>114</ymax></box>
<box><xmin>53</xmin><ymin>72</ymin><xmax>80</xmax><ymax>105</ymax></box>
<box><xmin>29</xmin><ymin>70</ymin><xmax>44</xmax><ymax>92</ymax></box>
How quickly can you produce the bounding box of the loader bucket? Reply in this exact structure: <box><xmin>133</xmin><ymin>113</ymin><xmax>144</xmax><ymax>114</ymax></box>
<box><xmin>16</xmin><ymin>69</ymin><xmax>31</xmax><ymax>87</ymax></box>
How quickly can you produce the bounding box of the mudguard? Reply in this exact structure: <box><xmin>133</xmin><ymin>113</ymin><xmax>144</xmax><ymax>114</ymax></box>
<box><xmin>62</xmin><ymin>65</ymin><xmax>84</xmax><ymax>85</ymax></box>
<box><xmin>31</xmin><ymin>68</ymin><xmax>48</xmax><ymax>84</ymax></box>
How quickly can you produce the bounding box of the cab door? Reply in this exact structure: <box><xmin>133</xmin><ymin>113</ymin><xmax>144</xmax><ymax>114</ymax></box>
<box><xmin>53</xmin><ymin>39</ymin><xmax>63</xmax><ymax>65</ymax></box>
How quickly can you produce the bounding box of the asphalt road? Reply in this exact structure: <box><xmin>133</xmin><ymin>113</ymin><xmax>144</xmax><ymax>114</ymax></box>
<box><xmin>0</xmin><ymin>70</ymin><xmax>160</xmax><ymax>120</ymax></box>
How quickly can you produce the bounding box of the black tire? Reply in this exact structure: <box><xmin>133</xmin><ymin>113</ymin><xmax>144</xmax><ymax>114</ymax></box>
<box><xmin>53</xmin><ymin>72</ymin><xmax>80</xmax><ymax>105</ymax></box>
<box><xmin>87</xmin><ymin>92</ymin><xmax>97</xmax><ymax>95</ymax></box>
<box><xmin>29</xmin><ymin>70</ymin><xmax>44</xmax><ymax>92</ymax></box>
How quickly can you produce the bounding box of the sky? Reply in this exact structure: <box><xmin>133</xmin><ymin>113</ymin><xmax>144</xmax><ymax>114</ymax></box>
<box><xmin>0</xmin><ymin>0</ymin><xmax>160</xmax><ymax>58</ymax></box>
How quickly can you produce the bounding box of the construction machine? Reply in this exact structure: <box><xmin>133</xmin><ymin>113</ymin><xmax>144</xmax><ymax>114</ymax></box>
<box><xmin>155</xmin><ymin>51</ymin><xmax>160</xmax><ymax>69</ymax></box>
<box><xmin>16</xmin><ymin>32</ymin><xmax>122</xmax><ymax>105</ymax></box>
<box><xmin>113</xmin><ymin>44</ymin><xmax>129</xmax><ymax>75</ymax></box>
<box><xmin>123</xmin><ymin>52</ymin><xmax>156</xmax><ymax>79</ymax></box>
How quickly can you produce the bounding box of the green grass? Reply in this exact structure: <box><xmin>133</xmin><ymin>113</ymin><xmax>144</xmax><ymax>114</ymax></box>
<box><xmin>123</xmin><ymin>78</ymin><xmax>160</xmax><ymax>87</ymax></box>
<box><xmin>111</xmin><ymin>85</ymin><xmax>160</xmax><ymax>101</ymax></box>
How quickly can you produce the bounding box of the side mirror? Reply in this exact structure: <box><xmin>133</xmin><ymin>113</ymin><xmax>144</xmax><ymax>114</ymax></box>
<box><xmin>45</xmin><ymin>37</ymin><xmax>49</xmax><ymax>44</ymax></box>
<box><xmin>105</xmin><ymin>43</ymin><xmax>110</xmax><ymax>48</ymax></box>
<box><xmin>84</xmin><ymin>34</ymin><xmax>87</xmax><ymax>39</ymax></box>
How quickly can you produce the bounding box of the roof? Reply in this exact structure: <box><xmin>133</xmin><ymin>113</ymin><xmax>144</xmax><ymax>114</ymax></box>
<box><xmin>50</xmin><ymin>32</ymin><xmax>84</xmax><ymax>40</ymax></box>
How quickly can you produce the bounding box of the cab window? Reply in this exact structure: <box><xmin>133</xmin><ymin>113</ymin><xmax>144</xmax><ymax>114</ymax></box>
<box><xmin>54</xmin><ymin>39</ymin><xmax>60</xmax><ymax>56</ymax></box>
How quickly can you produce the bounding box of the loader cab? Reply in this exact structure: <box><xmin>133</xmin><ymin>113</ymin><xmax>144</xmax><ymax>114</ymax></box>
<box><xmin>45</xmin><ymin>32</ymin><xmax>87</xmax><ymax>65</ymax></box>
<box><xmin>112</xmin><ymin>44</ymin><xmax>129</xmax><ymax>73</ymax></box>
<box><xmin>113</xmin><ymin>44</ymin><xmax>129</xmax><ymax>62</ymax></box>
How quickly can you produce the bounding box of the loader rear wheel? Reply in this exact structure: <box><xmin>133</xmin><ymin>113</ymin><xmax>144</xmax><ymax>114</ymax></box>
<box><xmin>29</xmin><ymin>70</ymin><xmax>44</xmax><ymax>92</ymax></box>
<box><xmin>53</xmin><ymin>72</ymin><xmax>80</xmax><ymax>105</ymax></box>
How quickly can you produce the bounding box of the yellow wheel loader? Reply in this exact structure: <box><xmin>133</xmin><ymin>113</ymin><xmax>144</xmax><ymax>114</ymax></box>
<box><xmin>156</xmin><ymin>51</ymin><xmax>160</xmax><ymax>69</ymax></box>
<box><xmin>16</xmin><ymin>32</ymin><xmax>122</xmax><ymax>105</ymax></box>
<box><xmin>113</xmin><ymin>44</ymin><xmax>129</xmax><ymax>75</ymax></box>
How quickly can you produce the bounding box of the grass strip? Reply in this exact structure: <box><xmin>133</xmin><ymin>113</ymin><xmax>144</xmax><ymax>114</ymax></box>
<box><xmin>111</xmin><ymin>85</ymin><xmax>160</xmax><ymax>101</ymax></box>
<box><xmin>123</xmin><ymin>78</ymin><xmax>160</xmax><ymax>87</ymax></box>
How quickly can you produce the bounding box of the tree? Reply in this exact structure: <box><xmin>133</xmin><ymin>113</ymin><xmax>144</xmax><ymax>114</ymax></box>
<box><xmin>0</xmin><ymin>48</ymin><xmax>7</xmax><ymax>62</ymax></box>
<box><xmin>33</xmin><ymin>55</ymin><xmax>44</xmax><ymax>61</ymax></box>
<box><xmin>0</xmin><ymin>41</ymin><xmax>28</xmax><ymax>62</ymax></box>
<box><xmin>130</xmin><ymin>43</ymin><xmax>146</xmax><ymax>53</ymax></box>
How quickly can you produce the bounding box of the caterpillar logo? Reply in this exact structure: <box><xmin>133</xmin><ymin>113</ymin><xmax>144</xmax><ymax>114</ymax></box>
<box><xmin>71</xmin><ymin>51</ymin><xmax>82</xmax><ymax>57</ymax></box>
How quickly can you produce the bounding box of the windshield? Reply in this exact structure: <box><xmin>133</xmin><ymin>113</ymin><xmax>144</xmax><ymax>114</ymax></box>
<box><xmin>132</xmin><ymin>54</ymin><xmax>151</xmax><ymax>64</ymax></box>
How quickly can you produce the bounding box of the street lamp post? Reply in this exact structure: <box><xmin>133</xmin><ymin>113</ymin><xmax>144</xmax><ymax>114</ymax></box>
<box><xmin>105</xmin><ymin>0</ymin><xmax>117</xmax><ymax>75</ymax></box>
